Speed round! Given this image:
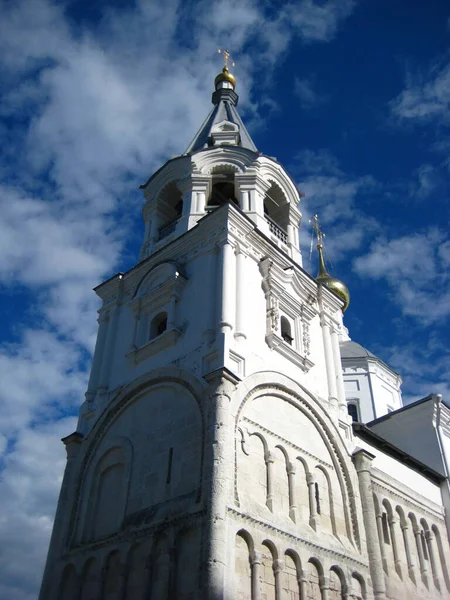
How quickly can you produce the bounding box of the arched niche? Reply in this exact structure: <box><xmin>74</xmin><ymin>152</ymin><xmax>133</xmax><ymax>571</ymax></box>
<box><xmin>234</xmin><ymin>530</ymin><xmax>253</xmax><ymax>600</ymax></box>
<box><xmin>80</xmin><ymin>437</ymin><xmax>132</xmax><ymax>542</ymax></box>
<box><xmin>57</xmin><ymin>563</ymin><xmax>78</xmax><ymax>600</ymax></box>
<box><xmin>72</xmin><ymin>374</ymin><xmax>205</xmax><ymax>545</ymax></box>
<box><xmin>234</xmin><ymin>379</ymin><xmax>359</xmax><ymax>548</ymax></box>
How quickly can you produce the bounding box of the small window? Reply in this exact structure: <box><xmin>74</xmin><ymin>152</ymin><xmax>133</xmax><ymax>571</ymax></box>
<box><xmin>382</xmin><ymin>512</ymin><xmax>390</xmax><ymax>545</ymax></box>
<box><xmin>150</xmin><ymin>312</ymin><xmax>168</xmax><ymax>339</ymax></box>
<box><xmin>347</xmin><ymin>403</ymin><xmax>359</xmax><ymax>422</ymax></box>
<box><xmin>280</xmin><ymin>316</ymin><xmax>293</xmax><ymax>345</ymax></box>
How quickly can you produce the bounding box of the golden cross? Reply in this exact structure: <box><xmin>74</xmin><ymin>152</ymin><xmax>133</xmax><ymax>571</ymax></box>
<box><xmin>309</xmin><ymin>214</ymin><xmax>326</xmax><ymax>246</ymax></box>
<box><xmin>218</xmin><ymin>48</ymin><xmax>235</xmax><ymax>69</ymax></box>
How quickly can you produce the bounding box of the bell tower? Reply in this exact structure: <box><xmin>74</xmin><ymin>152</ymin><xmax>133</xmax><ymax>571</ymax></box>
<box><xmin>39</xmin><ymin>57</ymin><xmax>367</xmax><ymax>600</ymax></box>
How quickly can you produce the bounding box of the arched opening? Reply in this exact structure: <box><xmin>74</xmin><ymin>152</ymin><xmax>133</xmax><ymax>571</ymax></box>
<box><xmin>347</xmin><ymin>402</ymin><xmax>359</xmax><ymax>422</ymax></box>
<box><xmin>264</xmin><ymin>182</ymin><xmax>289</xmax><ymax>244</ymax></box>
<box><xmin>280</xmin><ymin>316</ymin><xmax>293</xmax><ymax>345</ymax></box>
<box><xmin>158</xmin><ymin>182</ymin><xmax>183</xmax><ymax>240</ymax></box>
<box><xmin>58</xmin><ymin>564</ymin><xmax>78</xmax><ymax>600</ymax></box>
<box><xmin>207</xmin><ymin>166</ymin><xmax>238</xmax><ymax>208</ymax></box>
<box><xmin>235</xmin><ymin>530</ymin><xmax>253</xmax><ymax>599</ymax></box>
<box><xmin>150</xmin><ymin>312</ymin><xmax>168</xmax><ymax>339</ymax></box>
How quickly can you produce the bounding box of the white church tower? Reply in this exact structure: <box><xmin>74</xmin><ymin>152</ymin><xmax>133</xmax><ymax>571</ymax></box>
<box><xmin>39</xmin><ymin>56</ymin><xmax>450</xmax><ymax>600</ymax></box>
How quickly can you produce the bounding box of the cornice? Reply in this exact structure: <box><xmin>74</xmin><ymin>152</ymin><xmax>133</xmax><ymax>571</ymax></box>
<box><xmin>226</xmin><ymin>507</ymin><xmax>368</xmax><ymax>569</ymax></box>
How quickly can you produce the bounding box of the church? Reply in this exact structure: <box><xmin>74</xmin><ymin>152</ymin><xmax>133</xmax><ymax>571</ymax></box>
<box><xmin>39</xmin><ymin>55</ymin><xmax>450</xmax><ymax>600</ymax></box>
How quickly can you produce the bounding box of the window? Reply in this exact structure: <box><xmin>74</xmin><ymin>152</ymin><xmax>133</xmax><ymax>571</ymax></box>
<box><xmin>207</xmin><ymin>167</ymin><xmax>238</xmax><ymax>208</ymax></box>
<box><xmin>347</xmin><ymin>402</ymin><xmax>359</xmax><ymax>422</ymax></box>
<box><xmin>280</xmin><ymin>316</ymin><xmax>293</xmax><ymax>345</ymax></box>
<box><xmin>150</xmin><ymin>312</ymin><xmax>168</xmax><ymax>339</ymax></box>
<box><xmin>158</xmin><ymin>182</ymin><xmax>183</xmax><ymax>240</ymax></box>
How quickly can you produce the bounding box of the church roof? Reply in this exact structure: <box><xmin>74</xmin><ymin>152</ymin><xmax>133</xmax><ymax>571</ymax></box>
<box><xmin>185</xmin><ymin>97</ymin><xmax>257</xmax><ymax>154</ymax></box>
<box><xmin>340</xmin><ymin>340</ymin><xmax>377</xmax><ymax>359</ymax></box>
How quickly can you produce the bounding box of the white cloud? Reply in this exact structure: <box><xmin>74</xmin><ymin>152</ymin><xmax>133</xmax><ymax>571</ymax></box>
<box><xmin>285</xmin><ymin>0</ymin><xmax>355</xmax><ymax>43</ymax></box>
<box><xmin>390</xmin><ymin>59</ymin><xmax>450</xmax><ymax>124</ymax></box>
<box><xmin>294</xmin><ymin>150</ymin><xmax>379</xmax><ymax>266</ymax></box>
<box><xmin>294</xmin><ymin>76</ymin><xmax>326</xmax><ymax>109</ymax></box>
<box><xmin>353</xmin><ymin>229</ymin><xmax>450</xmax><ymax>324</ymax></box>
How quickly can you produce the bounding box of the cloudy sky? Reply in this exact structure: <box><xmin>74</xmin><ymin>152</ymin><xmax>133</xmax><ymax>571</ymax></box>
<box><xmin>0</xmin><ymin>0</ymin><xmax>449</xmax><ymax>597</ymax></box>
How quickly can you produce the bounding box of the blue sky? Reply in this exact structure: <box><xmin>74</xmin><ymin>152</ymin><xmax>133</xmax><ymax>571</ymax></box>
<box><xmin>0</xmin><ymin>0</ymin><xmax>449</xmax><ymax>597</ymax></box>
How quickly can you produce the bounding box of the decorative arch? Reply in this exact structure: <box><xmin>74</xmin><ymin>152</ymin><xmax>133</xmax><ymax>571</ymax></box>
<box><xmin>307</xmin><ymin>557</ymin><xmax>324</xmax><ymax>600</ymax></box>
<box><xmin>257</xmin><ymin>156</ymin><xmax>302</xmax><ymax>208</ymax></box>
<box><xmin>235</xmin><ymin>530</ymin><xmax>254</xmax><ymax>600</ymax></box>
<box><xmin>329</xmin><ymin>565</ymin><xmax>348</xmax><ymax>599</ymax></box>
<box><xmin>102</xmin><ymin>550</ymin><xmax>122</xmax><ymax>600</ymax></box>
<box><xmin>57</xmin><ymin>563</ymin><xmax>78</xmax><ymax>600</ymax></box>
<box><xmin>432</xmin><ymin>524</ymin><xmax>450</xmax><ymax>591</ymax></box>
<box><xmin>233</xmin><ymin>372</ymin><xmax>360</xmax><ymax>550</ymax></box>
<box><xmin>193</xmin><ymin>145</ymin><xmax>256</xmax><ymax>175</ymax></box>
<box><xmin>351</xmin><ymin>571</ymin><xmax>366</xmax><ymax>600</ymax></box>
<box><xmin>68</xmin><ymin>367</ymin><xmax>207</xmax><ymax>547</ymax></box>
<box><xmin>134</xmin><ymin>261</ymin><xmax>186</xmax><ymax>298</ymax></box>
<box><xmin>81</xmin><ymin>436</ymin><xmax>133</xmax><ymax>542</ymax></box>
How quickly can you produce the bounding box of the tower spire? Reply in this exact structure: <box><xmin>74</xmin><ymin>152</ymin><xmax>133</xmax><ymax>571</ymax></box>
<box><xmin>310</xmin><ymin>214</ymin><xmax>350</xmax><ymax>312</ymax></box>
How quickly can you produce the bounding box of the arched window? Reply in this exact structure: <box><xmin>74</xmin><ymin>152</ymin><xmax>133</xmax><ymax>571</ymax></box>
<box><xmin>347</xmin><ymin>402</ymin><xmax>359</xmax><ymax>422</ymax></box>
<box><xmin>150</xmin><ymin>312</ymin><xmax>168</xmax><ymax>339</ymax></box>
<box><xmin>382</xmin><ymin>511</ymin><xmax>390</xmax><ymax>544</ymax></box>
<box><xmin>158</xmin><ymin>182</ymin><xmax>183</xmax><ymax>240</ymax></box>
<box><xmin>264</xmin><ymin>182</ymin><xmax>289</xmax><ymax>244</ymax></box>
<box><xmin>280</xmin><ymin>316</ymin><xmax>293</xmax><ymax>345</ymax></box>
<box><xmin>207</xmin><ymin>166</ymin><xmax>238</xmax><ymax>208</ymax></box>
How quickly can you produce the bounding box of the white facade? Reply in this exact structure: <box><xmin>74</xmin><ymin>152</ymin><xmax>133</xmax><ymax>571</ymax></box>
<box><xmin>39</xmin><ymin>72</ymin><xmax>450</xmax><ymax>600</ymax></box>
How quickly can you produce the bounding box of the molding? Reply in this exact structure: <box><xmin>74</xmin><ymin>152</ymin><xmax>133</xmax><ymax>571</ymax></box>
<box><xmin>126</xmin><ymin>328</ymin><xmax>180</xmax><ymax>365</ymax></box>
<box><xmin>265</xmin><ymin>332</ymin><xmax>314</xmax><ymax>372</ymax></box>
<box><xmin>227</xmin><ymin>507</ymin><xmax>368</xmax><ymax>569</ymax></box>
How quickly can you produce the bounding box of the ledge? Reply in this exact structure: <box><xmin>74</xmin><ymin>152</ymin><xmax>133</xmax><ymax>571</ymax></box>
<box><xmin>266</xmin><ymin>332</ymin><xmax>314</xmax><ymax>372</ymax></box>
<box><xmin>126</xmin><ymin>328</ymin><xmax>180</xmax><ymax>364</ymax></box>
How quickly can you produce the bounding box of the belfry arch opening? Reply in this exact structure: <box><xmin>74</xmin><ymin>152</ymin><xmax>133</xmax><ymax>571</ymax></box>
<box><xmin>264</xmin><ymin>182</ymin><xmax>289</xmax><ymax>243</ymax></box>
<box><xmin>158</xmin><ymin>182</ymin><xmax>183</xmax><ymax>240</ymax></box>
<box><xmin>207</xmin><ymin>166</ymin><xmax>238</xmax><ymax>208</ymax></box>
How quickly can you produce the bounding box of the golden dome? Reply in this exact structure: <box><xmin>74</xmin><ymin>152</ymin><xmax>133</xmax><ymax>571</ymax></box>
<box><xmin>317</xmin><ymin>244</ymin><xmax>350</xmax><ymax>312</ymax></box>
<box><xmin>215</xmin><ymin>66</ymin><xmax>236</xmax><ymax>89</ymax></box>
<box><xmin>317</xmin><ymin>272</ymin><xmax>350</xmax><ymax>312</ymax></box>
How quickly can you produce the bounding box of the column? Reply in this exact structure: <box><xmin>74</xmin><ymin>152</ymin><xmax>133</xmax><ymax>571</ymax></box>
<box><xmin>307</xmin><ymin>472</ymin><xmax>319</xmax><ymax>530</ymax></box>
<box><xmin>251</xmin><ymin>551</ymin><xmax>262</xmax><ymax>600</ymax></box>
<box><xmin>414</xmin><ymin>527</ymin><xmax>429</xmax><ymax>587</ymax></box>
<box><xmin>331</xmin><ymin>327</ymin><xmax>346</xmax><ymax>409</ymax></box>
<box><xmin>286</xmin><ymin>461</ymin><xmax>297</xmax><ymax>522</ymax></box>
<box><xmin>217</xmin><ymin>241</ymin><xmax>236</xmax><ymax>334</ymax></box>
<box><xmin>425</xmin><ymin>530</ymin><xmax>441</xmax><ymax>590</ymax></box>
<box><xmin>240</xmin><ymin>189</ymin><xmax>250</xmax><ymax>212</ymax></box>
<box><xmin>265</xmin><ymin>451</ymin><xmax>275</xmax><ymax>511</ymax></box>
<box><xmin>352</xmin><ymin>450</ymin><xmax>387</xmax><ymax>599</ymax></box>
<box><xmin>234</xmin><ymin>247</ymin><xmax>247</xmax><ymax>340</ymax></box>
<box><xmin>85</xmin><ymin>311</ymin><xmax>108</xmax><ymax>400</ymax></box>
<box><xmin>299</xmin><ymin>570</ymin><xmax>308</xmax><ymax>600</ymax></box>
<box><xmin>273</xmin><ymin>559</ymin><xmax>283</xmax><ymax>600</ymax></box>
<box><xmin>400</xmin><ymin>521</ymin><xmax>416</xmax><ymax>582</ymax></box>
<box><xmin>203</xmin><ymin>371</ymin><xmax>238</xmax><ymax>600</ymax></box>
<box><xmin>167</xmin><ymin>293</ymin><xmax>177</xmax><ymax>329</ymax></box>
<box><xmin>98</xmin><ymin>306</ymin><xmax>119</xmax><ymax>390</ymax></box>
<box><xmin>320</xmin><ymin>575</ymin><xmax>329</xmax><ymax>600</ymax></box>
<box><xmin>38</xmin><ymin>433</ymin><xmax>83</xmax><ymax>600</ymax></box>
<box><xmin>130</xmin><ymin>302</ymin><xmax>141</xmax><ymax>350</ymax></box>
<box><xmin>320</xmin><ymin>316</ymin><xmax>338</xmax><ymax>403</ymax></box>
<box><xmin>388</xmin><ymin>515</ymin><xmax>403</xmax><ymax>579</ymax></box>
<box><xmin>375</xmin><ymin>511</ymin><xmax>388</xmax><ymax>574</ymax></box>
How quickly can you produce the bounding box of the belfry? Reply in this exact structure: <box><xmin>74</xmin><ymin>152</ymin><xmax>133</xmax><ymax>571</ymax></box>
<box><xmin>39</xmin><ymin>55</ymin><xmax>450</xmax><ymax>600</ymax></box>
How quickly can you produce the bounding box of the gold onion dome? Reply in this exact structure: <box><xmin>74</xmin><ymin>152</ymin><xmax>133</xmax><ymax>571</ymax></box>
<box><xmin>214</xmin><ymin>65</ymin><xmax>236</xmax><ymax>89</ymax></box>
<box><xmin>317</xmin><ymin>244</ymin><xmax>350</xmax><ymax>312</ymax></box>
